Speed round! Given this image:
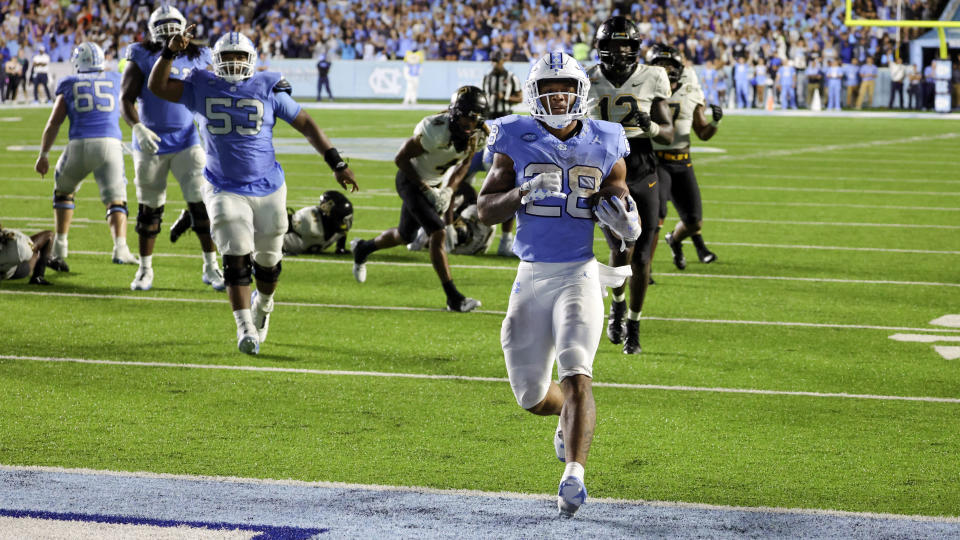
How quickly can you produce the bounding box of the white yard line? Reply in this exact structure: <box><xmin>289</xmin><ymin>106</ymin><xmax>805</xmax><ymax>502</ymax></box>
<box><xmin>700</xmin><ymin>200</ymin><xmax>960</xmax><ymax>212</ymax></box>
<box><xmin>3</xmin><ymin>289</ymin><xmax>959</xmax><ymax>333</ymax></box>
<box><xmin>2</xmin><ymin>354</ymin><xmax>959</xmax><ymax>404</ymax></box>
<box><xmin>705</xmin><ymin>185</ymin><xmax>960</xmax><ymax>197</ymax></box>
<box><xmin>696</xmin><ymin>133</ymin><xmax>960</xmax><ymax>164</ymax></box>
<box><xmin>708</xmin><ymin>241</ymin><xmax>960</xmax><ymax>255</ymax></box>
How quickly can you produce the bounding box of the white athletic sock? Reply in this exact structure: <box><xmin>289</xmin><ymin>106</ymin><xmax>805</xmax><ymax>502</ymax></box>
<box><xmin>140</xmin><ymin>255</ymin><xmax>153</xmax><ymax>270</ymax></box>
<box><xmin>233</xmin><ymin>308</ymin><xmax>253</xmax><ymax>328</ymax></box>
<box><xmin>563</xmin><ymin>461</ymin><xmax>585</xmax><ymax>482</ymax></box>
<box><xmin>114</xmin><ymin>236</ymin><xmax>127</xmax><ymax>249</ymax></box>
<box><xmin>255</xmin><ymin>291</ymin><xmax>275</xmax><ymax>310</ymax></box>
<box><xmin>202</xmin><ymin>251</ymin><xmax>218</xmax><ymax>267</ymax></box>
<box><xmin>53</xmin><ymin>234</ymin><xmax>68</xmax><ymax>258</ymax></box>
<box><xmin>612</xmin><ymin>292</ymin><xmax>626</xmax><ymax>303</ymax></box>
<box><xmin>627</xmin><ymin>310</ymin><xmax>641</xmax><ymax>321</ymax></box>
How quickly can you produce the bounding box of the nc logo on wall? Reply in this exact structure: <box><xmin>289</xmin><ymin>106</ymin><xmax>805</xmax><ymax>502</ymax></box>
<box><xmin>368</xmin><ymin>68</ymin><xmax>404</xmax><ymax>95</ymax></box>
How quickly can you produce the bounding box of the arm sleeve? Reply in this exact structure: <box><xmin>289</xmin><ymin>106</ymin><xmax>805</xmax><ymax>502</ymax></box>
<box><xmin>272</xmin><ymin>90</ymin><xmax>302</xmax><ymax>124</ymax></box>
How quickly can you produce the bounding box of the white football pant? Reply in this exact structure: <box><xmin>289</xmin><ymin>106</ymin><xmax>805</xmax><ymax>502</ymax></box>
<box><xmin>54</xmin><ymin>137</ymin><xmax>127</xmax><ymax>203</ymax></box>
<box><xmin>133</xmin><ymin>144</ymin><xmax>205</xmax><ymax>207</ymax></box>
<box><xmin>501</xmin><ymin>259</ymin><xmax>604</xmax><ymax>409</ymax></box>
<box><xmin>202</xmin><ymin>182</ymin><xmax>287</xmax><ymax>267</ymax></box>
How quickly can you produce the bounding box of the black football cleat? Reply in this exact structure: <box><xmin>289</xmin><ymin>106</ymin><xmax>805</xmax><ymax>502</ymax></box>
<box><xmin>169</xmin><ymin>209</ymin><xmax>192</xmax><ymax>243</ymax></box>
<box><xmin>623</xmin><ymin>320</ymin><xmax>641</xmax><ymax>355</ymax></box>
<box><xmin>665</xmin><ymin>233</ymin><xmax>686</xmax><ymax>270</ymax></box>
<box><xmin>46</xmin><ymin>256</ymin><xmax>69</xmax><ymax>272</ymax></box>
<box><xmin>28</xmin><ymin>276</ymin><xmax>52</xmax><ymax>285</ymax></box>
<box><xmin>606</xmin><ymin>300</ymin><xmax>626</xmax><ymax>344</ymax></box>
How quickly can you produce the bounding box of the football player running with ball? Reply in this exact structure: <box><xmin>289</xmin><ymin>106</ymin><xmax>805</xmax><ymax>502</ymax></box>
<box><xmin>35</xmin><ymin>42</ymin><xmax>139</xmax><ymax>268</ymax></box>
<box><xmin>478</xmin><ymin>52</ymin><xmax>638</xmax><ymax>518</ymax></box>
<box><xmin>123</xmin><ymin>5</ymin><xmax>224</xmax><ymax>292</ymax></box>
<box><xmin>149</xmin><ymin>28</ymin><xmax>357</xmax><ymax>355</ymax></box>
<box><xmin>350</xmin><ymin>86</ymin><xmax>488</xmax><ymax>312</ymax></box>
<box><xmin>587</xmin><ymin>16</ymin><xmax>675</xmax><ymax>355</ymax></box>
<box><xmin>647</xmin><ymin>44</ymin><xmax>721</xmax><ymax>269</ymax></box>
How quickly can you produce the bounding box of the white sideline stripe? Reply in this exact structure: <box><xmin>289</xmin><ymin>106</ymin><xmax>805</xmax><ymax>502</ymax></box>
<box><xmin>3</xmin><ymin>289</ymin><xmax>960</xmax><ymax>334</ymax></box>
<box><xmin>2</xmin><ymin>464</ymin><xmax>958</xmax><ymax>524</ymax></box>
<box><xmin>702</xmin><ymin>200</ymin><xmax>960</xmax><ymax>212</ymax></box>
<box><xmin>707</xmin><ymin>185</ymin><xmax>960</xmax><ymax>197</ymax></box>
<box><xmin>3</xmin><ymin>354</ymin><xmax>960</xmax><ymax>404</ymax></box>
<box><xmin>717</xmin><ymin>171</ymin><xmax>960</xmax><ymax>185</ymax></box>
<box><xmin>889</xmin><ymin>334</ymin><xmax>960</xmax><ymax>343</ymax></box>
<box><xmin>696</xmin><ymin>133</ymin><xmax>960</xmax><ymax>164</ymax></box>
<box><xmin>45</xmin><ymin>250</ymin><xmax>960</xmax><ymax>288</ymax></box>
<box><xmin>709</xmin><ymin>241</ymin><xmax>960</xmax><ymax>255</ymax></box>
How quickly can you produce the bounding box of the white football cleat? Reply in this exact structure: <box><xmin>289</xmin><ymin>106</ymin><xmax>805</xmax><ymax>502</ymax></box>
<box><xmin>557</xmin><ymin>476</ymin><xmax>587</xmax><ymax>518</ymax></box>
<box><xmin>251</xmin><ymin>290</ymin><xmax>273</xmax><ymax>343</ymax></box>
<box><xmin>236</xmin><ymin>322</ymin><xmax>260</xmax><ymax>355</ymax></box>
<box><xmin>351</xmin><ymin>238</ymin><xmax>367</xmax><ymax>283</ymax></box>
<box><xmin>554</xmin><ymin>420</ymin><xmax>565</xmax><ymax>462</ymax></box>
<box><xmin>112</xmin><ymin>245</ymin><xmax>139</xmax><ymax>265</ymax></box>
<box><xmin>202</xmin><ymin>264</ymin><xmax>226</xmax><ymax>291</ymax></box>
<box><xmin>130</xmin><ymin>267</ymin><xmax>153</xmax><ymax>291</ymax></box>
<box><xmin>406</xmin><ymin>228</ymin><xmax>428</xmax><ymax>251</ymax></box>
<box><xmin>446</xmin><ymin>297</ymin><xmax>481</xmax><ymax>313</ymax></box>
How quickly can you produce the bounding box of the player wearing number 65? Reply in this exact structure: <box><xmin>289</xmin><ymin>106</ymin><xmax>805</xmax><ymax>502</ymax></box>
<box><xmin>477</xmin><ymin>51</ymin><xmax>638</xmax><ymax>519</ymax></box>
<box><xmin>148</xmin><ymin>29</ymin><xmax>358</xmax><ymax>355</ymax></box>
<box><xmin>35</xmin><ymin>41</ymin><xmax>139</xmax><ymax>270</ymax></box>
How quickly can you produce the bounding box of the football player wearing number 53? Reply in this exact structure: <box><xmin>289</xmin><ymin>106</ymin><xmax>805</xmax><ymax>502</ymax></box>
<box><xmin>149</xmin><ymin>27</ymin><xmax>358</xmax><ymax>355</ymax></box>
<box><xmin>477</xmin><ymin>51</ymin><xmax>639</xmax><ymax>519</ymax></box>
<box><xmin>35</xmin><ymin>41</ymin><xmax>139</xmax><ymax>269</ymax></box>
<box><xmin>588</xmin><ymin>16</ymin><xmax>675</xmax><ymax>356</ymax></box>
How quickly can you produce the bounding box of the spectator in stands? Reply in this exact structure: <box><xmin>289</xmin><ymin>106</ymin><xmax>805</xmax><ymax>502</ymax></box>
<box><xmin>843</xmin><ymin>57</ymin><xmax>860</xmax><ymax>108</ymax></box>
<box><xmin>856</xmin><ymin>56</ymin><xmax>877</xmax><ymax>109</ymax></box>
<box><xmin>806</xmin><ymin>55</ymin><xmax>824</xmax><ymax>109</ymax></box>
<box><xmin>4</xmin><ymin>51</ymin><xmax>22</xmax><ymax>102</ymax></box>
<box><xmin>888</xmin><ymin>56</ymin><xmax>906</xmax><ymax>109</ymax></box>
<box><xmin>30</xmin><ymin>45</ymin><xmax>51</xmax><ymax>104</ymax></box>
<box><xmin>907</xmin><ymin>62</ymin><xmax>922</xmax><ymax>110</ymax></box>
<box><xmin>826</xmin><ymin>58</ymin><xmax>843</xmax><ymax>111</ymax></box>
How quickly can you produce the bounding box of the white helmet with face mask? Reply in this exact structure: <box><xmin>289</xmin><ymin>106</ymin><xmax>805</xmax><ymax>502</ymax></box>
<box><xmin>523</xmin><ymin>51</ymin><xmax>591</xmax><ymax>129</ymax></box>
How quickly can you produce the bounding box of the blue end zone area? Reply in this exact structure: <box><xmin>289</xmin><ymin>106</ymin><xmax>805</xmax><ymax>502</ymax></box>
<box><xmin>0</xmin><ymin>508</ymin><xmax>327</xmax><ymax>539</ymax></box>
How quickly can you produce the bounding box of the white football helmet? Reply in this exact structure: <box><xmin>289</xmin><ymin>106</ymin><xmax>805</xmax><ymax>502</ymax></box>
<box><xmin>213</xmin><ymin>32</ymin><xmax>257</xmax><ymax>82</ymax></box>
<box><xmin>70</xmin><ymin>42</ymin><xmax>105</xmax><ymax>73</ymax></box>
<box><xmin>148</xmin><ymin>5</ymin><xmax>186</xmax><ymax>44</ymax></box>
<box><xmin>523</xmin><ymin>51</ymin><xmax>590</xmax><ymax>129</ymax></box>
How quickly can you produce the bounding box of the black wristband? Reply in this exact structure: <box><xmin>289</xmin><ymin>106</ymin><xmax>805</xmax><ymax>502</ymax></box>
<box><xmin>161</xmin><ymin>47</ymin><xmax>176</xmax><ymax>60</ymax></box>
<box><xmin>324</xmin><ymin>148</ymin><xmax>348</xmax><ymax>172</ymax></box>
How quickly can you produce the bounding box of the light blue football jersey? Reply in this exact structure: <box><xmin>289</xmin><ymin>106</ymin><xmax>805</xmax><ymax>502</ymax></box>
<box><xmin>179</xmin><ymin>70</ymin><xmax>302</xmax><ymax>196</ymax></box>
<box><xmin>56</xmin><ymin>71</ymin><xmax>123</xmax><ymax>141</ymax></box>
<box><xmin>126</xmin><ymin>43</ymin><xmax>212</xmax><ymax>154</ymax></box>
<box><xmin>487</xmin><ymin>115</ymin><xmax>629</xmax><ymax>263</ymax></box>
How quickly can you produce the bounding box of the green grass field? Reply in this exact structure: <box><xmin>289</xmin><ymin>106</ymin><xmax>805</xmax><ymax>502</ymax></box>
<box><xmin>1</xmin><ymin>107</ymin><xmax>958</xmax><ymax>518</ymax></box>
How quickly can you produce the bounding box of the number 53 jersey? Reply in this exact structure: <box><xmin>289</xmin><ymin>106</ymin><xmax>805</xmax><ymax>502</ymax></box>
<box><xmin>486</xmin><ymin>115</ymin><xmax>629</xmax><ymax>263</ymax></box>
<box><xmin>179</xmin><ymin>70</ymin><xmax>302</xmax><ymax>196</ymax></box>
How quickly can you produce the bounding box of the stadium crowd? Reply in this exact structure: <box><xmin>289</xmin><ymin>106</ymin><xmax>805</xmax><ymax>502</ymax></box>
<box><xmin>1</xmin><ymin>0</ymin><xmax>958</xmax><ymax>109</ymax></box>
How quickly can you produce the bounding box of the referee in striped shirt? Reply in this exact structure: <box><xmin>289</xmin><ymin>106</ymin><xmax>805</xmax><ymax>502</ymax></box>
<box><xmin>482</xmin><ymin>51</ymin><xmax>522</xmax><ymax>119</ymax></box>
<box><xmin>481</xmin><ymin>50</ymin><xmax>523</xmax><ymax>256</ymax></box>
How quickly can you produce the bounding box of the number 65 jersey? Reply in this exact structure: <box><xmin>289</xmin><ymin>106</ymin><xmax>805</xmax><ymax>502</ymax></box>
<box><xmin>179</xmin><ymin>70</ymin><xmax>302</xmax><ymax>196</ymax></box>
<box><xmin>486</xmin><ymin>115</ymin><xmax>628</xmax><ymax>263</ymax></box>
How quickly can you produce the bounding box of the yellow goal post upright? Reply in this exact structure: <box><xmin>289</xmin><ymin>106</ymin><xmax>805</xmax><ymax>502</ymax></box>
<box><xmin>844</xmin><ymin>0</ymin><xmax>960</xmax><ymax>60</ymax></box>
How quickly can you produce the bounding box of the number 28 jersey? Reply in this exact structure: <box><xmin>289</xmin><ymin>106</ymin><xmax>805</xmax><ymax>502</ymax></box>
<box><xmin>487</xmin><ymin>115</ymin><xmax>629</xmax><ymax>263</ymax></box>
<box><xmin>56</xmin><ymin>71</ymin><xmax>123</xmax><ymax>141</ymax></box>
<box><xmin>179</xmin><ymin>70</ymin><xmax>302</xmax><ymax>196</ymax></box>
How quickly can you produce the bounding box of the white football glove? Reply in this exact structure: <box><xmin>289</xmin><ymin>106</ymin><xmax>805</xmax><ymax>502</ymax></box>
<box><xmin>520</xmin><ymin>171</ymin><xmax>567</xmax><ymax>205</ymax></box>
<box><xmin>595</xmin><ymin>194</ymin><xmax>641</xmax><ymax>252</ymax></box>
<box><xmin>436</xmin><ymin>186</ymin><xmax>453</xmax><ymax>214</ymax></box>
<box><xmin>132</xmin><ymin>123</ymin><xmax>161</xmax><ymax>155</ymax></box>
